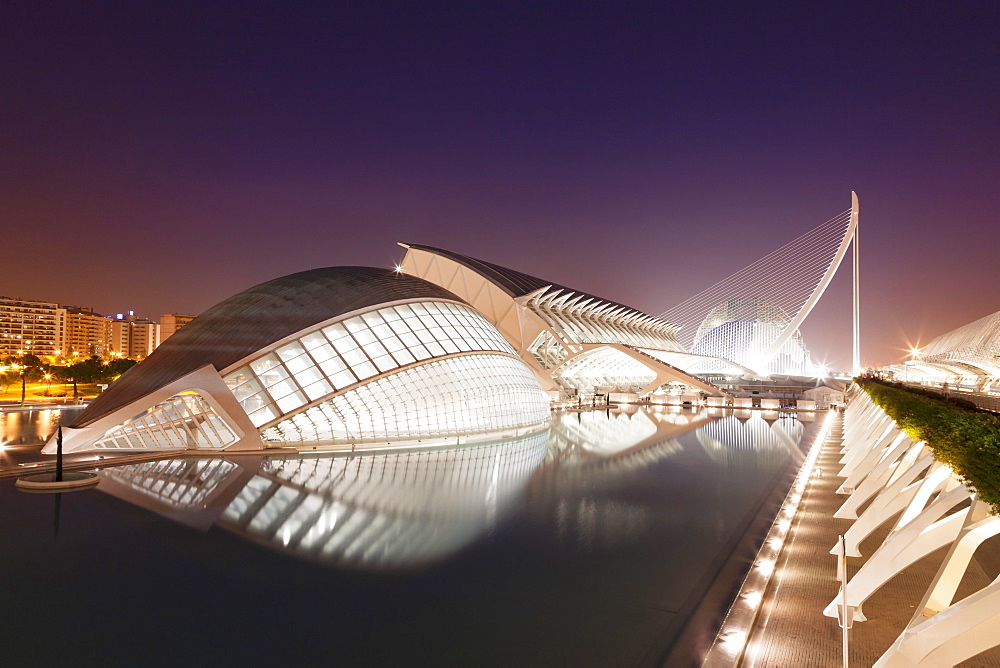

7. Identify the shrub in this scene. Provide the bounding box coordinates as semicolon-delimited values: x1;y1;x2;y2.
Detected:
857;378;1000;515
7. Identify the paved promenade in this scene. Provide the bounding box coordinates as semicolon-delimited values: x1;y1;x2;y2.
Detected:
744;411;1000;667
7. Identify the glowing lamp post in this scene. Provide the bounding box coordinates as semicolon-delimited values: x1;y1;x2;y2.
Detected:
15;362;27;407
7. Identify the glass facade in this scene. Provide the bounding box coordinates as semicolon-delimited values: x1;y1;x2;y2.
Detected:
216;300;547;446
92;392;237;450
691;299;812;375
263;354;549;444
224;301;518;429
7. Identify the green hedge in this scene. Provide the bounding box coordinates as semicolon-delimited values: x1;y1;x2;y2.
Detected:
858;378;1000;515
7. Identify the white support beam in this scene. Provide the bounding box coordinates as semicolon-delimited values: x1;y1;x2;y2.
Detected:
875;573;1000;666
823;485;971;621
833;433;913;520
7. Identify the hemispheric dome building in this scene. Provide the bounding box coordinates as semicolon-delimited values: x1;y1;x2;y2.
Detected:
690;298;813;376
47;267;551;454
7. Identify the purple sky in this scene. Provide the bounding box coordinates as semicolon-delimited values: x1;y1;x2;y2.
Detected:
2;2;997;370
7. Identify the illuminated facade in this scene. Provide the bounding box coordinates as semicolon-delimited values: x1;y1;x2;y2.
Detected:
110;314;160;359
889;308;1000;390
660;194;860;376
62;307;113;357
0;296;61;356
96;433;548;569
398;244;740;399
89;406;789;569
690;298;813;376
46;267;550;454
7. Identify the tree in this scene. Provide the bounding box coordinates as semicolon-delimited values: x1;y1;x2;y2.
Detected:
107;358;138;378
16;353;45;405
56;357;100;402
1;370;19;392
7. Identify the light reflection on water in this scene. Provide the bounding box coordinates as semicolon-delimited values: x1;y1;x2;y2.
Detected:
46;405;811;570
0;408;74;446
98;433;550;569
0;405;815;666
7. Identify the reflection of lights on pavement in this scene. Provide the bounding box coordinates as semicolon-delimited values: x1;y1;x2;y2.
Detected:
704;409;836;664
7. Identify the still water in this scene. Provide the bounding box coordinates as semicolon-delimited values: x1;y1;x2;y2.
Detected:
0;406;815;667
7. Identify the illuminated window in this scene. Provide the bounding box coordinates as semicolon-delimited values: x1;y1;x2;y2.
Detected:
263;354;549;444
224;301;528;434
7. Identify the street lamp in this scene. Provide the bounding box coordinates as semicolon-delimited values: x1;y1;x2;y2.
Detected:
19;362;27;407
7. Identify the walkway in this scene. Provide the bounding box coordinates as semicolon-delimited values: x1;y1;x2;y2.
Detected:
744;411;1000;667
901;382;1000;415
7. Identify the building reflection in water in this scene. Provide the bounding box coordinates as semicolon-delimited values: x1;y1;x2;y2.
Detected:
222;435;548;568
98;432;549;569
696;412;805;469
533;406;715;550
94;406;810;568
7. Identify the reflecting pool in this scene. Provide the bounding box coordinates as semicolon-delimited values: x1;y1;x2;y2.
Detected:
0;406;816;666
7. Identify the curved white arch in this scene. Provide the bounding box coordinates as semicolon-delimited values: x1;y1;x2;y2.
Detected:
758;192;859;370
660;192;859;376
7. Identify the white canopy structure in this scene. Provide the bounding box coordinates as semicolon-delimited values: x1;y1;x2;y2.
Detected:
887;308;1000;391
45;267;551;454
398;243;737;399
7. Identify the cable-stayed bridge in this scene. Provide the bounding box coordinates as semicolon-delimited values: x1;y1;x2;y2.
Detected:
660;192;860;377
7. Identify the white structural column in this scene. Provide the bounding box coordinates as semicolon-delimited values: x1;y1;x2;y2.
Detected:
42;363;261;454
874;501;1000;666
836;421;899;491
823;482;971;621
832;433;915;521
823;387;1000;665
836;453;934;557
874;577;1000;667
852;191;861;376
919;503;1000;615
836;401;890;483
